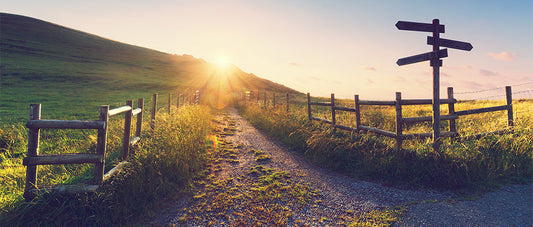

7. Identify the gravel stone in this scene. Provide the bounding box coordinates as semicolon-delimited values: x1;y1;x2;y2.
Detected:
149;109;532;226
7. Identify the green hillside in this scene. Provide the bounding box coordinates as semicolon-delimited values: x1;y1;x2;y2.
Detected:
0;13;296;121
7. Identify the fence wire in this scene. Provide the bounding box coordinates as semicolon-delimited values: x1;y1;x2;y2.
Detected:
455;83;533;100
454;82;533;95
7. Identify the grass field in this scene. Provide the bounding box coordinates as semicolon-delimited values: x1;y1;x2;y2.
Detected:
0;105;214;225
0;13;297;122
239;98;533;190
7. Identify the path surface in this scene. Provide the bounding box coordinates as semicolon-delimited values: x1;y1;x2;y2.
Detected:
150;109;532;226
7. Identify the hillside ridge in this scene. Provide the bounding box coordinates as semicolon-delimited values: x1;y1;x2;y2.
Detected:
0;12;297;120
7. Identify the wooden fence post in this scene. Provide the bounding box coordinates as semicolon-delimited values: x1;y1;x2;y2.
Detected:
264;91;267;107
151;93;157;130
122;100;133;160
354;95;361;131
395;92;403;150
273;93;276;109
168;92;171;114
307;93;312;121
177;92;180;108
331;93;336;128
24;104;41;199
249;90;254;103
94;105;109;185
286;93;289;113
447;87;457;141
135;98;143;137
506;86;513;127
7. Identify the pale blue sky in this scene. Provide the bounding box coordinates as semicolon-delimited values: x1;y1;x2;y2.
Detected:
3;0;532;99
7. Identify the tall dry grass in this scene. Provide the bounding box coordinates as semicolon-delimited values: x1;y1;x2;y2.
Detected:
0;105;214;225
239;99;532;190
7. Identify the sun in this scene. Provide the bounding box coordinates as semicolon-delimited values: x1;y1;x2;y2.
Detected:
214;55;231;70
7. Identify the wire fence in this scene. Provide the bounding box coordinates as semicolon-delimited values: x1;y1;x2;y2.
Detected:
452;83;532;129
455;82;533;100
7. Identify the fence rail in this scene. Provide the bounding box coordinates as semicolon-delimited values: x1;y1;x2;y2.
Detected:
26;120;105;129
243;90;292;112
22;90;201;200
307;86;514;151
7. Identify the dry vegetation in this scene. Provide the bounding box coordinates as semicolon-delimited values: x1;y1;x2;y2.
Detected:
239;98;532;190
0;105;213;225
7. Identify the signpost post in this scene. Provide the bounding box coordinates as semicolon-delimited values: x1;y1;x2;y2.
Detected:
396;19;472;152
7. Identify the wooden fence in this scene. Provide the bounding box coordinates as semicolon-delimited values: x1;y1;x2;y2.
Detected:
307;86;514;151
22;90;200;200
244;90;291;112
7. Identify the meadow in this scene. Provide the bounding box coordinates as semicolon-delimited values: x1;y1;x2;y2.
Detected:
0;104;214;225
239;97;532;190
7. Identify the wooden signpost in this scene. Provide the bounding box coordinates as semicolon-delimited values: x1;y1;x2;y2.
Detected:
396;19;472;152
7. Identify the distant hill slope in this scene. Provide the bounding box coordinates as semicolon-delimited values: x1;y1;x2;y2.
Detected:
0;13;297;120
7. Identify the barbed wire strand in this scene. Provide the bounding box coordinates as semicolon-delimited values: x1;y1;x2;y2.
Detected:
455;82;533;95
457;89;533;100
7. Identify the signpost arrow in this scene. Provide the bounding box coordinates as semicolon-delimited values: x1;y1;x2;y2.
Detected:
427;37;473;51
396;18;473;153
396;49;448;66
396;21;445;33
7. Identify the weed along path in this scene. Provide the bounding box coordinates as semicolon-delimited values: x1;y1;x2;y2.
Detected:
150;109;532;226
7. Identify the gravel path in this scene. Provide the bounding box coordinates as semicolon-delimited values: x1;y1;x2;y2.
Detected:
396;183;533;226
150;109;532;226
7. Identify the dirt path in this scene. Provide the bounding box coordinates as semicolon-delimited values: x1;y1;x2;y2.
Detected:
150;109;532;226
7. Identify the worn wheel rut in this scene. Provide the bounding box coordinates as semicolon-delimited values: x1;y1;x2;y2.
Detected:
148;108;532;226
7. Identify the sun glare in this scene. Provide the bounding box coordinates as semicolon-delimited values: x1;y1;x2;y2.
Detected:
214;55;231;70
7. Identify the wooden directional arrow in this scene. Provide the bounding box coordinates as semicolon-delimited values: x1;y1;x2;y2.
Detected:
396;49;448;66
396;21;445;33
427;37;473;51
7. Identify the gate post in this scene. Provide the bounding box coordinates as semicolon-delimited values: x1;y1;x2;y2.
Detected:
122;100;133;160
395;92;403;150
24;104;41;200
95;105;109;185
506;86;513;127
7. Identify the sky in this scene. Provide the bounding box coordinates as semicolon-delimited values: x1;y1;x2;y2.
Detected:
3;0;533;100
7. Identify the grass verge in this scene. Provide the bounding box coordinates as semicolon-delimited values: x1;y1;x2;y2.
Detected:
238;102;532;191
0;105;213;225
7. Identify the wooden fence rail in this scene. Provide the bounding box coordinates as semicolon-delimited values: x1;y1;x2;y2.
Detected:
22;90;200;200
243;90;291;112
307;86;514;152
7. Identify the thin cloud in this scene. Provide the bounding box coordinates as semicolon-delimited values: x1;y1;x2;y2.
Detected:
462;80;485;91
415;79;428;86
366;78;375;84
480;69;499;77
441;72;451;77
488;52;516;62
363;66;377;71
394;76;406;82
460;64;473;70
442;81;453;87
288;62;300;67
308;76;321;81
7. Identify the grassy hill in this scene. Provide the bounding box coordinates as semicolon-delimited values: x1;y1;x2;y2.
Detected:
0;12;297;121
